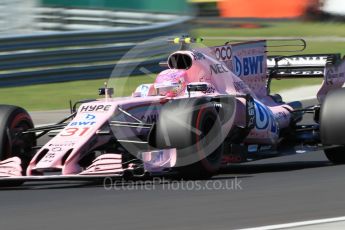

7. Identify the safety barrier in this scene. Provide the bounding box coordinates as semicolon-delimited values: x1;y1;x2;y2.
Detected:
0;11;190;87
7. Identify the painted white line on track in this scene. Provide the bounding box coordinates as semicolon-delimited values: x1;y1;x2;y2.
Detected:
237;216;345;230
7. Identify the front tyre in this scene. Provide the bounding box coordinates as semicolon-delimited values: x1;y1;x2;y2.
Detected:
0;105;36;171
153;98;224;179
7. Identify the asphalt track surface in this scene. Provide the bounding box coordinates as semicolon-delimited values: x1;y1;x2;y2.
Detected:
1;99;345;230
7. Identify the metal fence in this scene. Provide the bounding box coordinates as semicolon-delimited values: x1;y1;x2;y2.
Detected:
0;11;191;87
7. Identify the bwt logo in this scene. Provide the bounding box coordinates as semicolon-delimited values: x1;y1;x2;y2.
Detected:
70;121;96;126
234;55;264;77
85;114;96;120
254;101;278;134
255;102;269;130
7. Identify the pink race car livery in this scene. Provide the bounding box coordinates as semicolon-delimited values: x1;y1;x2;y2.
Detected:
1;36;345;185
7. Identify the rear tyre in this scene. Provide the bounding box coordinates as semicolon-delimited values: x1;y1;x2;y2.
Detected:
320;88;345;145
320;88;345;164
324;147;345;164
153;98;224;179
0;105;36;172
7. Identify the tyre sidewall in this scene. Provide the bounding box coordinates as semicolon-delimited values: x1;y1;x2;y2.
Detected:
0;105;35;164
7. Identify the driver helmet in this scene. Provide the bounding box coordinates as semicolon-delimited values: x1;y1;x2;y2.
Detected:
154;69;187;97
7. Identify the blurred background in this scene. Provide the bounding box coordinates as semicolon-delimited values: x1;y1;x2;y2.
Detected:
0;0;345;110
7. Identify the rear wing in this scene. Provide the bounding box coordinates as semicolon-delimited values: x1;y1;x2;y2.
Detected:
267;53;341;78
266;53;345;103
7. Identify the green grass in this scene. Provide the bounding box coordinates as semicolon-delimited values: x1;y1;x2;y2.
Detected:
2;21;345;110
194;21;345;56
270;78;322;93
193;21;345;37
0;75;154;110
201;40;345;56
194;35;345;56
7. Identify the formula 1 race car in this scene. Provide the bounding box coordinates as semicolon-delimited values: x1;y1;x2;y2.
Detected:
0;36;345;185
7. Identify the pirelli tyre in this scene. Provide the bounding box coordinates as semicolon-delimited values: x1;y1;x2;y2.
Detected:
151;98;224;179
320;88;345;164
0;105;36;171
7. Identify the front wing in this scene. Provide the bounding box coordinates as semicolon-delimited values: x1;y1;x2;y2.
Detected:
0;149;177;186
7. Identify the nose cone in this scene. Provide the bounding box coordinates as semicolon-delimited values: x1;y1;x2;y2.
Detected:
34;148;70;171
